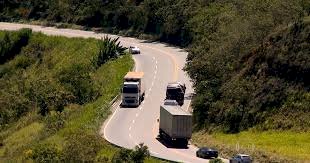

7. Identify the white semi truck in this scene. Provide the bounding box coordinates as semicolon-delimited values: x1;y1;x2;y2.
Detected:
159;101;192;147
121;72;145;107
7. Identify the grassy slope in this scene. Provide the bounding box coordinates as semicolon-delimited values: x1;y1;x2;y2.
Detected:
192;18;310;162
0;30;164;162
193;131;310;162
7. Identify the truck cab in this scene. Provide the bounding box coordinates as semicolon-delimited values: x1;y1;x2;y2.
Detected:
122;72;145;107
166;82;186;106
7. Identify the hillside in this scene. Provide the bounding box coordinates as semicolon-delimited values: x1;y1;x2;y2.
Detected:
191;18;310;162
1;0;310;161
238;20;309;131
0;29;147;162
191;19;310;133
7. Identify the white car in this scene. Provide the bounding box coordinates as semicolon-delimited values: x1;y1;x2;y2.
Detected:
230;154;252;163
129;46;140;54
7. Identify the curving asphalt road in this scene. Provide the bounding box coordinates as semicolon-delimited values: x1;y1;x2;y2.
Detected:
0;22;227;163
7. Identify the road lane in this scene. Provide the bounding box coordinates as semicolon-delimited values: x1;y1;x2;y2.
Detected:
0;22;227;163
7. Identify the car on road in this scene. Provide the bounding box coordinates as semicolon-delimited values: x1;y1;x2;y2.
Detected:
196;147;218;159
165;82;186;106
229;154;252;163
129;46;140;54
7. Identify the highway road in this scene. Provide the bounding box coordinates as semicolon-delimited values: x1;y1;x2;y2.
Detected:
0;22;227;163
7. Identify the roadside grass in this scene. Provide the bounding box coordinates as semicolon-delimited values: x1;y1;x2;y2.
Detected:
0;54;133;161
0;122;44;158
0;30;133;161
192;130;310;162
0;29;166;162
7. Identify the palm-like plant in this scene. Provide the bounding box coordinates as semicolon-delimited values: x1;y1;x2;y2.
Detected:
96;35;127;67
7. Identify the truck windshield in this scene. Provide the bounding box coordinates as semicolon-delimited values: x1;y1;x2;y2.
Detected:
123;87;138;93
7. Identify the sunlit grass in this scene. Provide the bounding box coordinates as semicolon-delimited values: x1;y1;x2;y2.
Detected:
192;130;310;161
0;122;44;158
0;30;134;161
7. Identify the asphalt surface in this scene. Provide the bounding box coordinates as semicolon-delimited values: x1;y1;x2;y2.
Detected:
0;22;227;163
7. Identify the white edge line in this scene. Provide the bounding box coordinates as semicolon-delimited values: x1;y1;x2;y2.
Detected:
103;52;138;142
2;23;198;162
186;99;192;112
151;151;159;155
103;104;119;141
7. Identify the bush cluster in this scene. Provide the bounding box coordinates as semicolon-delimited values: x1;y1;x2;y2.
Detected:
185;3;310;132
112;143;150;163
0;28;32;64
0;30;125;129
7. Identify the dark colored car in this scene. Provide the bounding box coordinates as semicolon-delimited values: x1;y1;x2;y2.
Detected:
196;147;218;159
165;82;186;106
229;154;252;163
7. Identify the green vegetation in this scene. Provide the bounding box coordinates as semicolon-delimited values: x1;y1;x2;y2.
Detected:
0;29;164;162
193;130;310;162
0;29;128;161
0;0;197;46
189;14;310;161
1;0;310;161
112;143;150;163
209;158;224;163
0;28;32;64
96;36;127;67
185;2;309;133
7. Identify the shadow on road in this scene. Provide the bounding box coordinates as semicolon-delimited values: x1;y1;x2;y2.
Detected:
184;93;195;100
156;137;189;149
119;104;139;109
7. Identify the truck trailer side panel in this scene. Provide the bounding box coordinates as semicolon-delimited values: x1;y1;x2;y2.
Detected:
171;115;192;138
159;105;192;139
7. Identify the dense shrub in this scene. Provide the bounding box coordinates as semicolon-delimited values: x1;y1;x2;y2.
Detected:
57;63;97;105
62;131;104;162
187;17;310;132
43;112;66;134
112;148;133;163
30;143;63;162
131;143;150;162
0;32;126;128
210;158;224;163
0;28;32;64
112;143;150;163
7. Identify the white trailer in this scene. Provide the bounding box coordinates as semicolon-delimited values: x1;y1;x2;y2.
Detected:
159;103;192;146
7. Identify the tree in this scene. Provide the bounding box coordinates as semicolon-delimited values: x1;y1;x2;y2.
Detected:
111;143;150;163
131;143;150;162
